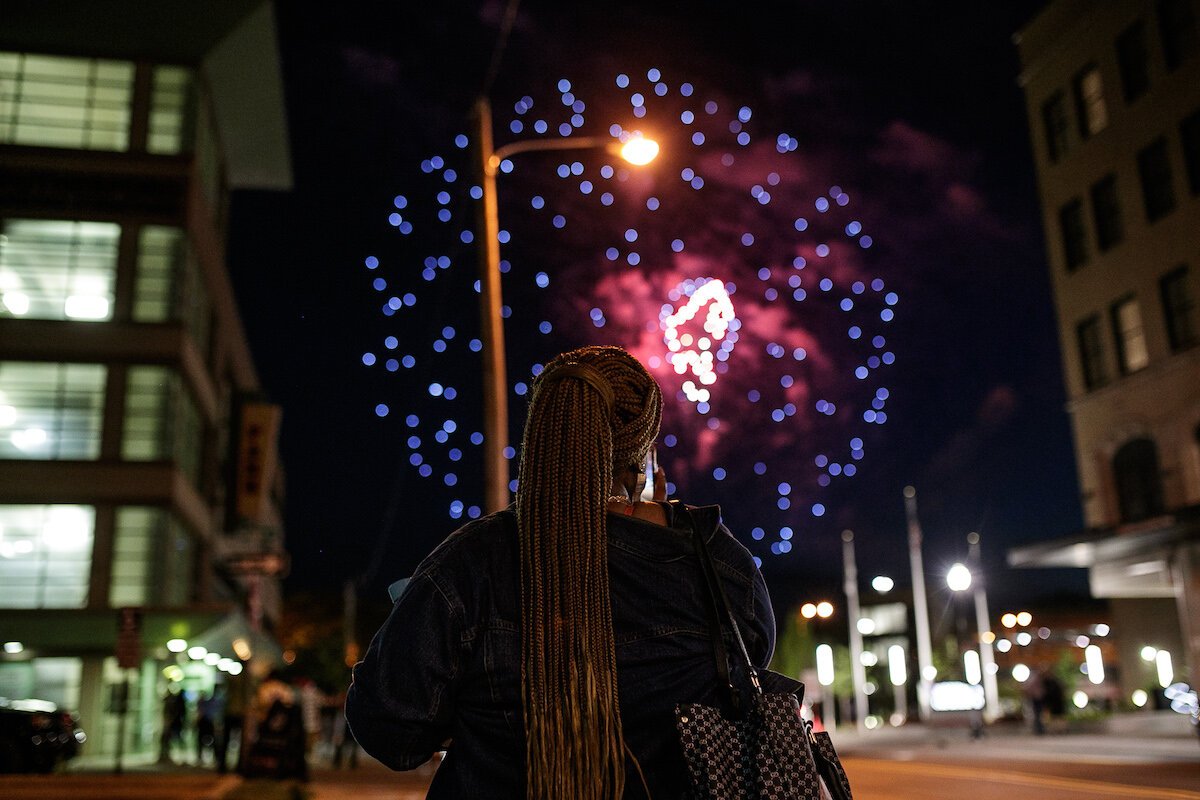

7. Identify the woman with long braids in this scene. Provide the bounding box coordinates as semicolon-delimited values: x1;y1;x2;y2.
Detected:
348;345;780;799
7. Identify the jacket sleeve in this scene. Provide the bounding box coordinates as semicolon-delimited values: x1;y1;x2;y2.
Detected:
747;566;777;669
345;572;463;770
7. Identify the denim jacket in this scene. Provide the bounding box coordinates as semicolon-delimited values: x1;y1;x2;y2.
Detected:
346;502;779;799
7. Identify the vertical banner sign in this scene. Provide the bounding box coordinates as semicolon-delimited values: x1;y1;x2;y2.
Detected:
236;402;282;523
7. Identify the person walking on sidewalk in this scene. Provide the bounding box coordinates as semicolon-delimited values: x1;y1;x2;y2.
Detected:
347;345;786;800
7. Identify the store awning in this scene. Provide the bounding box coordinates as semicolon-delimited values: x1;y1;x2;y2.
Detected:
187;610;284;669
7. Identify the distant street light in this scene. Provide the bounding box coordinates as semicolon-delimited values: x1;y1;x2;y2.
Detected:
947;534;1001;722
472;97;660;511
871;575;894;594
816;601;834;618
946;563;972;592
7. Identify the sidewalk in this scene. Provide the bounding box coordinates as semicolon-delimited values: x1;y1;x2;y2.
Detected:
832;711;1200;764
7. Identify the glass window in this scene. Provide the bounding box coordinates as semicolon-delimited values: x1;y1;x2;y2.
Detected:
0;505;94;608
1089;174;1124;251
1181;107;1200;196
1158;0;1198;70
0;52;133;151
1058;198;1089;271
1160;265;1197;351
1137;137;1177;222
0;362;105;460
1111;296;1150;374
1041;91;1070;163
1076;315;1108;390
1073;64;1108;138
162;516;194;607
148;66;195;155
1113;438;1165;522
0;219;120;321
109;507;194;607
1116;20;1150;102
133;226;182;322
122;367;203;484
133;226;210;355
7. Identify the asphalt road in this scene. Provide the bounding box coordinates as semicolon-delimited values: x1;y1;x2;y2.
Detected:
842;757;1200;799
3;743;1197;800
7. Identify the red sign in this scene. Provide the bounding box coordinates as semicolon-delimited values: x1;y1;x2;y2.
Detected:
116;607;142;669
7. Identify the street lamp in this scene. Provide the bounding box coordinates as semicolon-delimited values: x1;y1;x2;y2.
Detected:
472;97;660;511
946;533;1001;722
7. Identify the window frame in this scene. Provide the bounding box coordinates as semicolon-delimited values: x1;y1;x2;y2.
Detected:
1136;136;1177;222
1041;91;1070;163
1089;173;1124;252
1110;295;1151;375
1076;314;1108;390
1059;197;1089;271
1116;19;1151;103
1160;264;1197;352
1073;63;1109;139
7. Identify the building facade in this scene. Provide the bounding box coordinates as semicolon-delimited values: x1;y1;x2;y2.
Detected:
1011;0;1200;704
0;1;291;759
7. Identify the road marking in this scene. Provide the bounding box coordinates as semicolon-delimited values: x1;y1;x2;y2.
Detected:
847;758;1200;799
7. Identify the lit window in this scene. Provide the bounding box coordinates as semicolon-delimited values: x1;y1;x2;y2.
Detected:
148;66;194;154
122;367;203;485
1116;20;1150;102
1160;265;1197;351
1111;297;1150;374
0;219;119;321
134;226;210;354
1073;65;1108;138
0;52;133;150
0;505;94;608
1137;137;1177;222
0;362;105;459
109;507;194;607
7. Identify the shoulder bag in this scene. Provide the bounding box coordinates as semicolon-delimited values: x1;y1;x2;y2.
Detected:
672;505;853;800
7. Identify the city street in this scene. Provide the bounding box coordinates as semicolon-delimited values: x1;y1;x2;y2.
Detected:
4;717;1196;800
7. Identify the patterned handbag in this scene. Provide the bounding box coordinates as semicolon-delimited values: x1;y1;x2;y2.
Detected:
673;506;853;800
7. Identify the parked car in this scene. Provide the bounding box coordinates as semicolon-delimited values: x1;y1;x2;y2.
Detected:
0;698;86;773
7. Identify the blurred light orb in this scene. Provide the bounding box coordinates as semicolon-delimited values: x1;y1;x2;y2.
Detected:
946;563;972;592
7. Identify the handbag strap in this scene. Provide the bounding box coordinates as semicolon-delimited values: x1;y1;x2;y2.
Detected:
675;504;762;714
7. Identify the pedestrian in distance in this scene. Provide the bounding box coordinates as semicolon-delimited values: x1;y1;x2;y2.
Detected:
348;345;792;799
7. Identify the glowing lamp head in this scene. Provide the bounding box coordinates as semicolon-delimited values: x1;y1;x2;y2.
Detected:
946;563;972;592
619;135;660;166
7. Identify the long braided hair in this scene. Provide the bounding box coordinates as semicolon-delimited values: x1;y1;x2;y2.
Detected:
515;345;662;800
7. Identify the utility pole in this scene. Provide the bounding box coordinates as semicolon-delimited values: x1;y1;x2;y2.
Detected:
842;530;869;733
969;532;1001;720
904;486;934;722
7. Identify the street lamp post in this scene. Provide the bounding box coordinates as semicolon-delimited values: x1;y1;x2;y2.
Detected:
904;486;935;722
967;532;1001;721
842;530;869;734
471;96;660;512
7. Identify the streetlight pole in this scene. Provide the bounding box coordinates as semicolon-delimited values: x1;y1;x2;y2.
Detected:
471;96;660;513
968;532;1001;721
904;486;935;722
842;530;869;734
472;97;510;513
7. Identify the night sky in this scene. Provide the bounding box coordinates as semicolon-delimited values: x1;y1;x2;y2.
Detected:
226;0;1088;616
